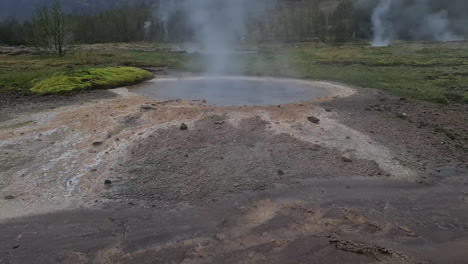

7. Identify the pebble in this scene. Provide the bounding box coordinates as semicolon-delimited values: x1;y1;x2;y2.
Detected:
341;153;353;162
397;113;408;119
307;116;320;124
180;123;188;130
92;141;103;147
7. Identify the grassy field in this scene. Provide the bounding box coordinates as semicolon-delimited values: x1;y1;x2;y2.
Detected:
0;47;184;94
0;41;467;104
243;41;468;104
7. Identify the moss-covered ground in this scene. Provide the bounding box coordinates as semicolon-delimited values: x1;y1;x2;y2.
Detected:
30;67;153;94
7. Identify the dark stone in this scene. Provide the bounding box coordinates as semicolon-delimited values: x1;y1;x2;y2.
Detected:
141;105;156;111
446;132;456;140
277;170;284;176
92;141;103;147
180;123;188;130
104;180;112;185
4;195;15;200
307;116;320;124
214;121;225;125
12;244;20;249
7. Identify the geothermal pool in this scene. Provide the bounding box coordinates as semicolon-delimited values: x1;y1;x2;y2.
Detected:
131;76;333;106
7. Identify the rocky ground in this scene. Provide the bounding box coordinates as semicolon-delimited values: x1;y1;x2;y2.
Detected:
0;80;467;264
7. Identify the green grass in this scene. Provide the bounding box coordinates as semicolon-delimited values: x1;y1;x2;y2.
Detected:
1;41;467;103
239;42;468;104
0;48;184;94
30;67;153;94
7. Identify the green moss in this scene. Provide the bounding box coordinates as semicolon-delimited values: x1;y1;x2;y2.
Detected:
30;67;153;94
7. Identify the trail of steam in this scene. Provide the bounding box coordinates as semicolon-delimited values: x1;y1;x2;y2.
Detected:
370;0;466;47
371;0;392;47
157;0;272;75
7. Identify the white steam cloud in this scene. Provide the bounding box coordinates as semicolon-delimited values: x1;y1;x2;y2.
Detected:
370;0;466;46
157;0;272;75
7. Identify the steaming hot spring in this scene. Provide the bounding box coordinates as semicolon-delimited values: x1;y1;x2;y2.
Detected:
131;76;344;106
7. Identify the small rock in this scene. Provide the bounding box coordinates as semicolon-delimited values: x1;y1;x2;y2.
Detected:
214;120;225;125
397;113;407;119
180;123;188;130
92;141;103;147
140;105;156;111
233;183;240;188
325;108;332;112
277;170;284;176
104;180;112;185
4;195;15;200
12;244;20;249
253;184;267;191
307;116;320;124
341;153;353;162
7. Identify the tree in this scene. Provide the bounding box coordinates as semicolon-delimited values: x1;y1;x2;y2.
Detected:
330;0;354;45
30;0;72;56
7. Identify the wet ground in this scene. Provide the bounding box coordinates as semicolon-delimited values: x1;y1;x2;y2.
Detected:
0;79;467;264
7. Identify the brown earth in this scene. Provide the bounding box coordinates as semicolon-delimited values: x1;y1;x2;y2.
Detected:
0;80;467;264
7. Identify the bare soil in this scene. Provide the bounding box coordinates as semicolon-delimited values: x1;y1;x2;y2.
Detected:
0;81;467;264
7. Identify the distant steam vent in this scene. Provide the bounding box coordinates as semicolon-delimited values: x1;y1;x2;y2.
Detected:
368;0;467;46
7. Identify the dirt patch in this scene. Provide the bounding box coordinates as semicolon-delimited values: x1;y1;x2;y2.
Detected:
320;89;468;183
2;178;467;264
107;116;383;206
0;90;116;123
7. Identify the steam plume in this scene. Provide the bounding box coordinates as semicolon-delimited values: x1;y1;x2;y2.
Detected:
157;0;272;75
368;0;467;46
371;0;393;47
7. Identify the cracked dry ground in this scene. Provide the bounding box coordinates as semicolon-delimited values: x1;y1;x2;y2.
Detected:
0;85;467;264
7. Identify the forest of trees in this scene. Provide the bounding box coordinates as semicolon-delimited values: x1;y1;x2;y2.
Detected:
0;0;369;47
